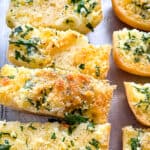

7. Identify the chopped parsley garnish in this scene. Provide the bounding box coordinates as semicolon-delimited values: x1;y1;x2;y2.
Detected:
86;23;94;32
68;125;77;135
14;26;23;34
10;37;40;55
89;138;100;149
51;132;56;139
21;25;33;38
71;0;97;17
130;137;140;150
15;50;30;62
25;0;33;3
71;140;74;146
134;86;150;110
0;140;11;150
79;64;85;70
64;113;88;125
95;65;100;77
28;123;37;130
0;76;15;79
62;137;66;142
86;122;95;132
85;146;92;150
0;144;11;150
20;125;24;131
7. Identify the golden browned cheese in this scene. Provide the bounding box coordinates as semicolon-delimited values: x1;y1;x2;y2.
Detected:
0;65;115;124
122;126;150;150
0;121;111;150
113;28;150;76
124;82;150;126
6;0;102;34
112;0;150;31
8;25;111;79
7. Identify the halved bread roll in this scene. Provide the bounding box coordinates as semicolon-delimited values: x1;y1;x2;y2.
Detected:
112;0;150;31
113;28;150;76
0;121;111;150
123;126;150;150
0;65;116;124
6;0;102;34
8;25;111;79
124;82;150;126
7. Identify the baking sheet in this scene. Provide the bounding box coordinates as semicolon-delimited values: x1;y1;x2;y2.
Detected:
0;0;150;149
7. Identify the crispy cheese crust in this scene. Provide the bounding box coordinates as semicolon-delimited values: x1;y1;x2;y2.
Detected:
123;126;150;150
0;121;111;150
8;25;111;79
112;0;150;31
6;0;102;34
124;82;150;126
0;65;115;124
113;28;150;76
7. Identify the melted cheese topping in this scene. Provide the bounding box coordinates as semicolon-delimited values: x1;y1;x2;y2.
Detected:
113;28;150;75
119;0;150;21
0;121;111;150
0;65;115;124
124;82;150;126
8;25;111;79
6;0;102;33
123;126;150;150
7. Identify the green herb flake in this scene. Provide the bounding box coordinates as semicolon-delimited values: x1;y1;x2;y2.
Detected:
95;65;100;77
85;146;92;150
25;0;33;3
62;137;66;142
64;113;88;125
87;122;95;132
51;132;56;139
68;125;77;135
14;50;30;63
21;25;33;38
79;64;85;70
130;137;140;150
14;26;23;34
20;125;24;131
86;23;94;32
28;123;37;130
71;140;74;146
0;144;11;150
89;138;100;149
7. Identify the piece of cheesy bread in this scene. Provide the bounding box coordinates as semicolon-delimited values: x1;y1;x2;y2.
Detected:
6;0;102;34
8;25;111;79
0;121;111;150
124;82;150;126
0;65;116;124
113;28;150;76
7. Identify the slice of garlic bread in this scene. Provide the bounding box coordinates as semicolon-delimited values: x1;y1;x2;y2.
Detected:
112;0;150;31
0;65;116;124
113;28;150;76
0;121;111;150
124;82;150;126
8;25;111;79
6;0;102;34
123;126;150;150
